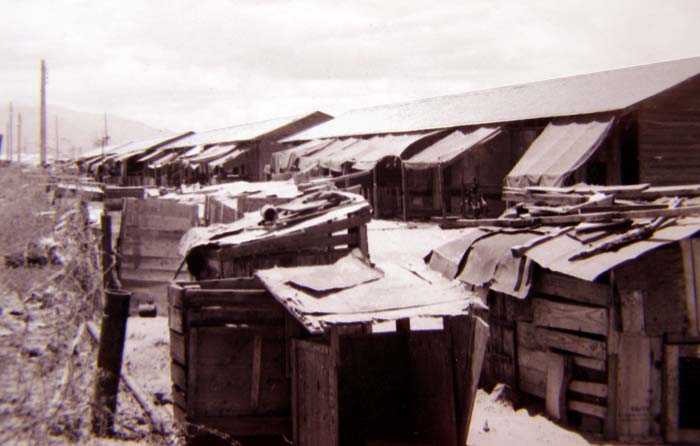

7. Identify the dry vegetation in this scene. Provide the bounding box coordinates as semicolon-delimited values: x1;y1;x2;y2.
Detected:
0;165;178;446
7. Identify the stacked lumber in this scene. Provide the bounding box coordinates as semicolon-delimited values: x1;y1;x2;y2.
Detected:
442;183;700;229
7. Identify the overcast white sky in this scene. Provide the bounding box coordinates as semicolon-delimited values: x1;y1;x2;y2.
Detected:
3;0;700;132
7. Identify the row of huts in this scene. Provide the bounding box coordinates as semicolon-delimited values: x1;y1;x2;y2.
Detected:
81;56;700;444
80;56;700;220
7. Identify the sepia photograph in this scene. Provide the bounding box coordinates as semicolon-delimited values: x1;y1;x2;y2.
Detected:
2;1;700;445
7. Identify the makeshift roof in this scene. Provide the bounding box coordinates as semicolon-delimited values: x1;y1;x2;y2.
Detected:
429;185;700;298
505;115;614;188
287;56;700;140
159;111;332;149
403;127;501;169
257;252;484;334
180;189;370;258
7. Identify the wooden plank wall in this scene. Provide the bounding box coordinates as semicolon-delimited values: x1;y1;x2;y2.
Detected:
119;198;198;289
168;281;291;440
637;77;700;185
512;271;612;434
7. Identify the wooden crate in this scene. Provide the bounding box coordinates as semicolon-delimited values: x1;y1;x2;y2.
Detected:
168;278;292;442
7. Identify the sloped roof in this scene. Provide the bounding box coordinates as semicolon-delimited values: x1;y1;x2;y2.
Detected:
79;132;191;161
288;56;700;140
160;111;332;149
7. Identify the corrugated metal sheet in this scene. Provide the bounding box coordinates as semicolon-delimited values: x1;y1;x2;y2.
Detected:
159;112;330;149
257;253;483;334
287;56;700;140
148;151;180;169
404;127;501;169
505;115;614;188
84;132;190;162
526;217;700;281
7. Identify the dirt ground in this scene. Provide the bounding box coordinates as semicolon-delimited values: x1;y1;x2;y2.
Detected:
0;166;613;445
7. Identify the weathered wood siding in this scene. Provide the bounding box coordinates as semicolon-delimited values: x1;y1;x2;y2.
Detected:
637;76;700;185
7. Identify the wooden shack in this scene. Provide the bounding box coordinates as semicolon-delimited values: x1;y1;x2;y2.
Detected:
169;252;489;446
181;189;372;280
428;184;700;443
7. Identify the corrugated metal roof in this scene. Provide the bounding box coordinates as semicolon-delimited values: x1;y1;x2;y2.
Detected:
505;115;614;188
81;133;190;162
160;111;331;149
288;56;700;140
298;138;360;171
404;127;501;169
186;143;238;164
209;148;248;168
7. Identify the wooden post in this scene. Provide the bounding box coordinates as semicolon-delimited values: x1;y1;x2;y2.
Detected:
372;167;379;219
101;214;113;289
401;162;408;221
438;164;447;218
92;289;131;436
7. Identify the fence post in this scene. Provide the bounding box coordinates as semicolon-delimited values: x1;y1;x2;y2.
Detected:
91;289;131;436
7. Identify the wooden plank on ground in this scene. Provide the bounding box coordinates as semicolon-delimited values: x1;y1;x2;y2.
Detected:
533;272;610;307
533;298;608;336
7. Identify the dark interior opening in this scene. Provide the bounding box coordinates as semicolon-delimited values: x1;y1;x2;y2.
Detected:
679;356;700;429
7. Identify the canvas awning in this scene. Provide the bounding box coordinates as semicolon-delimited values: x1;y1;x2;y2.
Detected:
148;151;180;169
187;143;238;164
209;148;248;168
270;139;333;172
505;115;614;188
297;138;359;171
351;132;438;171
404;127;501;169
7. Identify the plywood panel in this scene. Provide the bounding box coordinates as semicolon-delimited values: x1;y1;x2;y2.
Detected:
616;333;652;439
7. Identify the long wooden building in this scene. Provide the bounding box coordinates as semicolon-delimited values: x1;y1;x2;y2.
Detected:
277;56;700;219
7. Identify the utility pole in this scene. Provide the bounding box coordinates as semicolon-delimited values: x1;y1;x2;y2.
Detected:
16;113;22;164
39;59;47;167
55;115;59;162
8;103;13;162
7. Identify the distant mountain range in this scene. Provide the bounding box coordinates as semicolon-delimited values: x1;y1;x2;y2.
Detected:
0;103;169;160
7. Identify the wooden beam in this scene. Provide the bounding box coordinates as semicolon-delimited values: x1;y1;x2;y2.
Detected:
680;239;699;336
569;380;608;398
545;352;571;421
664;344;680;443
533;271;610;307
538;328;607;360
372;167;379;219
569;400;607;419
441;205;700;228
250;335;262;411
401;162;408;221
605;354;618;440
572;355;607;372
533;298;608;336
